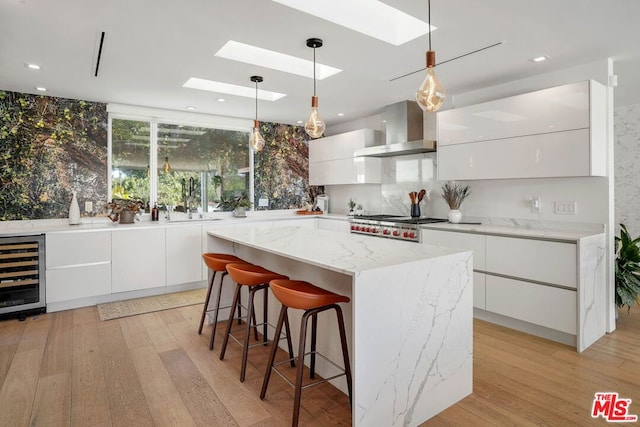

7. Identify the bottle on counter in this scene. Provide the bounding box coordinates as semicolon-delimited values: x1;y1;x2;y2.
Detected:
151;202;159;221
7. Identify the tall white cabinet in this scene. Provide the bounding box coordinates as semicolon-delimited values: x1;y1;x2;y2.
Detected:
437;80;607;180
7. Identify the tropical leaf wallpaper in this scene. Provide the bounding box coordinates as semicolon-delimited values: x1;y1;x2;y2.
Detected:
254;122;311;210
0;91;108;220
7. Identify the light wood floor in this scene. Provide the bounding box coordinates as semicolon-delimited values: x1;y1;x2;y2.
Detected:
0;303;639;426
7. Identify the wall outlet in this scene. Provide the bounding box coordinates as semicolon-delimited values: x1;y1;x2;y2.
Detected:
530;195;541;214
258;198;269;207
554;201;577;215
84;201;93;212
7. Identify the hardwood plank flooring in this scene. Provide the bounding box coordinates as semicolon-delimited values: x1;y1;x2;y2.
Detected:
0;304;639;426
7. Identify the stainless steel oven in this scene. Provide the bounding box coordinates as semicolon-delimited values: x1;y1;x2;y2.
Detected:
0;234;46;318
349;215;447;243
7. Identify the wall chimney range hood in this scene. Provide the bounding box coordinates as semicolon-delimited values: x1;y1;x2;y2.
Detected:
354;100;437;158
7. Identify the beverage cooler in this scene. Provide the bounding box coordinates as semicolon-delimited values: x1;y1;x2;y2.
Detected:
0;234;46;319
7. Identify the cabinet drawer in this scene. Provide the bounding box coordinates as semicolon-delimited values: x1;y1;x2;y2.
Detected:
46;262;111;303
485;275;576;334
486;236;576;288
309;157;381;185
473;272;486;309
166;225;203;286
422;230;486;270
46;231;111;267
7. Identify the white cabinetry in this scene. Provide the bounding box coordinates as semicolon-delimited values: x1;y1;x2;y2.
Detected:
437;80;606;180
45;231;111;303
421;226;605;351
166;224;203;286
111;227;166;293
309;129;382;185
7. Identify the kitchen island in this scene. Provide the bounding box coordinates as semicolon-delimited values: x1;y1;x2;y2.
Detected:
207;225;473;426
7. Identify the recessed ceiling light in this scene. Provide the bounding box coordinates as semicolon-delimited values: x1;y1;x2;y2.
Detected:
529;55;549;63
337;113;344;117
25;63;40;70
272;0;431;46
183;77;286;101
35;87;47;92
215;40;342;80
216;98;226;102
296;120;303;124
185;106;196;110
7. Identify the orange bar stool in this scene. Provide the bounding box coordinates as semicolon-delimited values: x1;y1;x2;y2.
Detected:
199;253;252;350
260;279;352;427
220;263;295;382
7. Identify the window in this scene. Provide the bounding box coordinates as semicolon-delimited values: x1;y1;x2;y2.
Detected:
110;118;250;213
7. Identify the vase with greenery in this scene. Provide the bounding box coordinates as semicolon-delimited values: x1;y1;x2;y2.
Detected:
441;181;471;223
615;224;640;312
348;198;356;216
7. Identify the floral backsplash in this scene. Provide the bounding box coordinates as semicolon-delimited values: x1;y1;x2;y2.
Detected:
0;91;108;220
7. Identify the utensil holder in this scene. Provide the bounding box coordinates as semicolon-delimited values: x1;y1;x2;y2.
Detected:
411;204;420;218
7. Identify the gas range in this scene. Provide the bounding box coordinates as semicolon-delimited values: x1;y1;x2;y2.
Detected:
349;215;447;243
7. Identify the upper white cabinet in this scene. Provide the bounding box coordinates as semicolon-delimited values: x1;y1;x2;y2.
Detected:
437;80;607;180
309;129;382;185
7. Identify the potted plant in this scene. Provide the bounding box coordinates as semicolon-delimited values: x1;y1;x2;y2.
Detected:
348;198;356;216
107;198;144;224
615;224;640;313
441;181;471;223
224;194;252;217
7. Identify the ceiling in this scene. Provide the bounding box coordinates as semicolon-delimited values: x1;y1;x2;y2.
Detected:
2;0;640;128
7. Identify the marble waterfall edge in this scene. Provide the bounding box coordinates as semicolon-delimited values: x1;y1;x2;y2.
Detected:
353;251;473;426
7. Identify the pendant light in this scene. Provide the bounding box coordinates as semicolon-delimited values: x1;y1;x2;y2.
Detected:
249;75;266;152
162;156;172;173
304;38;326;139
416;0;446;112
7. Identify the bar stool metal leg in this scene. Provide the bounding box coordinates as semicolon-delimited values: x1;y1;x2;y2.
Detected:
198;271;217;335
335;305;353;408
219;283;242;361
310;313;317;379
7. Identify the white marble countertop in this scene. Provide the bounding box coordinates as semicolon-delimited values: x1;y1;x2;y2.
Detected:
208;225;466;275
421;221;604;241
0;210;350;236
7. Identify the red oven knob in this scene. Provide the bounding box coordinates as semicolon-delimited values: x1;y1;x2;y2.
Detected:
403;231;409;238
365;227;371;232
351;225;355;230
383;229;389;235
409;232;416;239
392;230;399;236
371;228;378;233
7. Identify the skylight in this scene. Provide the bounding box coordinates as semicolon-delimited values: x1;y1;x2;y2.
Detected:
214;41;342;80
272;0;431;46
182;77;286;101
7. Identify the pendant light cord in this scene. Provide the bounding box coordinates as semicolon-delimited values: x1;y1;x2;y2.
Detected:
255;80;258;121
313;47;317;96
428;0;432;51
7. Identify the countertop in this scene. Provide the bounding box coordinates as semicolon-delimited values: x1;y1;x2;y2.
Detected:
208;225;466;275
0;210;347;236
421;221;605;242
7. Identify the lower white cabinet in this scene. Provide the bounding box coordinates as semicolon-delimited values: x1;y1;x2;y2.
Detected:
473;272;486;310
485;275;576;335
46;231;112;303
111;228;166;293
420;226;605;351
166;224;202;286
47;263;111;303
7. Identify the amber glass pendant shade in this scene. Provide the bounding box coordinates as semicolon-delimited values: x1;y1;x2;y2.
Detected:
162;156;172;173
304;96;326;139
249;120;265;151
416;50;446;112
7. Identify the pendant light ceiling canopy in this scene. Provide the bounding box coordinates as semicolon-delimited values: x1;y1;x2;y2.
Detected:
304;37;326;139
249;75;266;152
416;0;446;112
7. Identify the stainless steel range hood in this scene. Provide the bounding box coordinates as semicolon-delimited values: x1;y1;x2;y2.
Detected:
354;100;437;158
